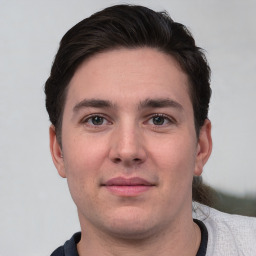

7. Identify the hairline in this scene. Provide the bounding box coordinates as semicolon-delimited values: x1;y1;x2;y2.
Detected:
55;46;201;145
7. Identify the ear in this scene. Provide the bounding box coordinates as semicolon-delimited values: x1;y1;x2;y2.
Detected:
49;125;66;178
194;119;212;176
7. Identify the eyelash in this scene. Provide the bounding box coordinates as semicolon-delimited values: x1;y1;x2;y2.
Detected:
80;113;176;128
81;114;111;127
146;114;175;126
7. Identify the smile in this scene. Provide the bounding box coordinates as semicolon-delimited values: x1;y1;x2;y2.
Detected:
103;177;155;197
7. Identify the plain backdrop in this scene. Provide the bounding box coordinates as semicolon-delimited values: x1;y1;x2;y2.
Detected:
0;0;255;255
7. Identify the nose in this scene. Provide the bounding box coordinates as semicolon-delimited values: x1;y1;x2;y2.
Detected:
109;124;147;166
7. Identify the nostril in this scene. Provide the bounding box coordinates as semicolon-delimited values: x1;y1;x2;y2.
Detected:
112;157;142;164
113;158;121;164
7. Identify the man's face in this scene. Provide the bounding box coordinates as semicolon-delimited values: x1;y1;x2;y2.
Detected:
50;47;211;238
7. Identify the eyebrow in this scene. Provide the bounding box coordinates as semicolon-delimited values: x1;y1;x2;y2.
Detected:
73;97;183;113
73;99;114;113
139;98;183;111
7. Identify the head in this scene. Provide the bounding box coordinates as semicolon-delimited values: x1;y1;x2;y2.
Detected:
45;4;212;240
45;4;211;144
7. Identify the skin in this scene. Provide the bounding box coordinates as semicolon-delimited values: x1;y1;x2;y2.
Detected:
50;47;212;256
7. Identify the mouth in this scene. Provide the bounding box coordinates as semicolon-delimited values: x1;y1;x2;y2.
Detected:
102;177;155;197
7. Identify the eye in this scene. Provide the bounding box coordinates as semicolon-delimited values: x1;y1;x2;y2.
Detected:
147;114;173;126
152;116;166;125
83;115;110;126
90;116;104;125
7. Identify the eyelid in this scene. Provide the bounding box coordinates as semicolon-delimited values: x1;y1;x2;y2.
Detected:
80;113;176;126
81;113;112;125
151;113;175;121
145;113;176;125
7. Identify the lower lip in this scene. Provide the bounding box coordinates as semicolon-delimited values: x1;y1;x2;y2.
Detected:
104;185;153;196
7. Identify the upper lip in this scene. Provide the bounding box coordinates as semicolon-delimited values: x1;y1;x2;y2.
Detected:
104;177;153;186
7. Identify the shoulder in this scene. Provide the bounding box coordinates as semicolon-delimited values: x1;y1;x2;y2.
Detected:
193;202;256;256
50;232;81;256
193;202;256;233
50;246;64;256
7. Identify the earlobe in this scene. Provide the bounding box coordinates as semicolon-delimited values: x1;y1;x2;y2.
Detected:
194;119;212;176
49;125;66;178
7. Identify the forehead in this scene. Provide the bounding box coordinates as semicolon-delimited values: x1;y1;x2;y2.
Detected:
65;47;192;111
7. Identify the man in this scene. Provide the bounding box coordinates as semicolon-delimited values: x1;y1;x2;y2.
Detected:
45;5;256;256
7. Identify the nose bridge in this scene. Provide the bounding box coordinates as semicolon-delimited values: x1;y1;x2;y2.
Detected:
119;122;138;151
109;117;146;164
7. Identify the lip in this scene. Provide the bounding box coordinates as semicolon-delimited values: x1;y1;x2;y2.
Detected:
103;177;155;197
105;177;152;186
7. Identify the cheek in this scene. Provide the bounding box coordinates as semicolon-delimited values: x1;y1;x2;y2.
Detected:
61;134;109;199
153;133;196;163
63;133;109;173
150;134;197;183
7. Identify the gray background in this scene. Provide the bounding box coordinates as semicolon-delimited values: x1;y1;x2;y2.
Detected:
0;0;255;255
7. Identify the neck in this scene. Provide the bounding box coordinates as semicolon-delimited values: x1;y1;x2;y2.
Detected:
77;212;201;256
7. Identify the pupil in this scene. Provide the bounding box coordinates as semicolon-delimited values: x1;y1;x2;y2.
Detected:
153;116;164;125
92;116;103;125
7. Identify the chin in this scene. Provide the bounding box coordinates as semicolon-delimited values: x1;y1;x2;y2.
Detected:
107;224;156;240
103;210;159;240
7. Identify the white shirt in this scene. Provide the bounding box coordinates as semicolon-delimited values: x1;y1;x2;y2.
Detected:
193;202;256;256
